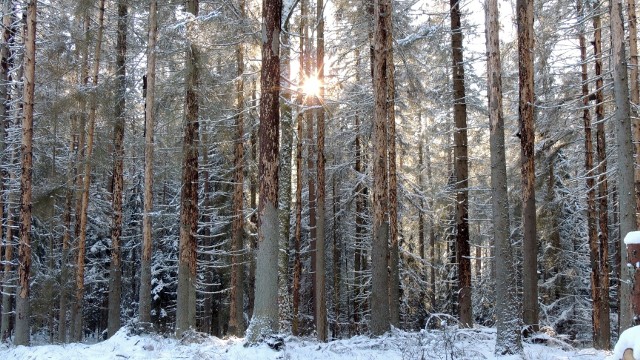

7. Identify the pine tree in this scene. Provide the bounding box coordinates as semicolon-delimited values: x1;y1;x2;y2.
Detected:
176;0;200;337
139;0;157;326
107;0;128;337
14;0;36;346
370;0;391;336
246;0;282;341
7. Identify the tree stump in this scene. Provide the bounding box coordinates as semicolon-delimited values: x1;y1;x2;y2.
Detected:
623;348;635;360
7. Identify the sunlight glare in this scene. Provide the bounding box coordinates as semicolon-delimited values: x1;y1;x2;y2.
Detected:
301;75;321;97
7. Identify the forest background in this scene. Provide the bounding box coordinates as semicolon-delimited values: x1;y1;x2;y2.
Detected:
0;0;639;356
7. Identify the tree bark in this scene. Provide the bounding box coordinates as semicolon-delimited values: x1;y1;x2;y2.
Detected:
247;81;258;321
176;0;200;337
69;12;89;338
386;4;400;329
516;0;538;333
139;0;157;326
315;0;327;341
14;0;36;345
450;0;472;328
292;2;305;335
353;48;366;334
331;175;341;337
592;5;611;342
229;0;245;335
0;0;15;341
246;0;281;341
58;112;81;343
486;0;523;353
579;0;608;347
370;0;391;336
425;117;436;312
306;31;317;333
418;117;427;316
0;4;9;313
278;12;293;333
108;0;127;338
74;0;105;342
627;0;640;230
611;0;639;332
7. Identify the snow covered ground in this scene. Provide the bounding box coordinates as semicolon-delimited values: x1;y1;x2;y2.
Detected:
0;326;612;360
611;325;640;360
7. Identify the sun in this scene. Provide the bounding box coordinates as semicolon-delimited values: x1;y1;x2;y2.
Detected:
301;75;322;97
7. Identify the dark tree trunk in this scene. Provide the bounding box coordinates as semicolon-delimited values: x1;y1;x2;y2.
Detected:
229;0;245;335
592;8;611;343
386;4;400;329
14;0;36;345
370;0;392;336
315;0;327;341
176;0;200;337
517;0;538;333
107;0;127;338
450;0;471;328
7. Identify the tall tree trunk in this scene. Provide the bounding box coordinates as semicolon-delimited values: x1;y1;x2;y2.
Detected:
1;201;14;341
627;0;640;229
108;0;127;338
0;0;15;341
246;0;281;341
450;0;471;328
292;3;305;335
176;0;200;337
611;0;639;332
199;155;213;334
592;5;611;341
579;0;607;347
58;113;81;343
278;14;293;332
140;0;157;326
306;29;317;333
331;175;341;337
517;0;538;333
74;0;106;342
229;0;245;335
247;81;258;321
486;0;523;353
425;117;436;312
418;117;426;316
315;0;327;341
353;48;366;334
386;5;400;329
14;0;35;345
70;11;90;337
370;0;391;336
0;2;9;303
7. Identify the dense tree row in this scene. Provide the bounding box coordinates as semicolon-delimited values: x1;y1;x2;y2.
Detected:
1;0;640;355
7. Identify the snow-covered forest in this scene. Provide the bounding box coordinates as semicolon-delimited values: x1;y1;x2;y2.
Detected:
2;0;640;358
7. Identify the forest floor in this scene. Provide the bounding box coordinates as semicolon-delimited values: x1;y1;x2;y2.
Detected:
0;326;613;360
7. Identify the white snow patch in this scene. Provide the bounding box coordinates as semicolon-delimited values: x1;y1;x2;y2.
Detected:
623;231;640;245
0;326;611;360
611;325;640;360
